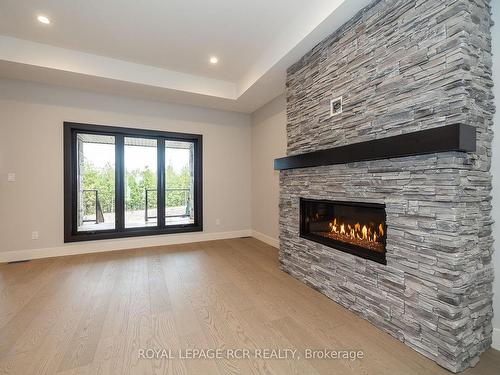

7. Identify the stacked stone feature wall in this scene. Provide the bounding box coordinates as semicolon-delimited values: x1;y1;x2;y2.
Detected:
280;0;494;372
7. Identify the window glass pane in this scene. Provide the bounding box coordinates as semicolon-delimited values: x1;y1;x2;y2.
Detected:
165;140;195;226
77;133;116;232
124;137;158;228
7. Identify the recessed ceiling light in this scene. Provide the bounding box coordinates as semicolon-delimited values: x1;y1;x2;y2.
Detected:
37;15;50;24
209;56;218;64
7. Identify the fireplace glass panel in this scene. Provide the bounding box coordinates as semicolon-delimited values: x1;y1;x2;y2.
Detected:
300;198;387;264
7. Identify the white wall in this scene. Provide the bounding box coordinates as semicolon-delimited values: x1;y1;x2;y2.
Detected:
0;79;251;261
250;95;287;247
491;1;500;351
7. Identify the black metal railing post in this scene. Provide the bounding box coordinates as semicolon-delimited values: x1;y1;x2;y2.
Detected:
95;190;99;224
144;188;191;222
145;189;149;222
82;189;99;224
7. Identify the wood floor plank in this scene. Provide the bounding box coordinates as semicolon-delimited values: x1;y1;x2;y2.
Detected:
8;255;97;356
0;257;66;327
199;241;288;321
0;257;77;358
147;253;172;315
0;258;45;291
98;253;137;340
57;256;120;372
235;307;321;375
270;315;357;375
25;255;111;375
158;247;222;375
159;246;208;338
0;351;32;375
119;250;154;375
175;255;244;374
0;238;498;375
149;311;188;375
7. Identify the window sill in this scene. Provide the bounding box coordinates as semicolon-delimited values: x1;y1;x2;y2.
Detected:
64;224;203;243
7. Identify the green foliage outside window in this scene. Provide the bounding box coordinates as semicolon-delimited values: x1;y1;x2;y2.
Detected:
82;162;191;215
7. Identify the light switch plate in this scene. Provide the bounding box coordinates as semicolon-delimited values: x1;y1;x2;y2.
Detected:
7;173;16;182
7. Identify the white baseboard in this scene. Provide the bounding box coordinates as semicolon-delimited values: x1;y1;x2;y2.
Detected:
0;229;252;263
493;327;500;351
251;230;279;248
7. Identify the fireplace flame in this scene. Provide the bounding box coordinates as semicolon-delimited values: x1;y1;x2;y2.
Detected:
328;219;384;244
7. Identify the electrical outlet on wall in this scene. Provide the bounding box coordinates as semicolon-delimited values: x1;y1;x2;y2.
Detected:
31;231;39;240
330;96;343;117
215;218;221;226
7;172;16;182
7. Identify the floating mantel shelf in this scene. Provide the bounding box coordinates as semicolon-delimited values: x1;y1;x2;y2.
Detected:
274;124;476;170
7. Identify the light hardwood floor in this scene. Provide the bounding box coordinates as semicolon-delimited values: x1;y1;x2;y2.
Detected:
0;238;499;375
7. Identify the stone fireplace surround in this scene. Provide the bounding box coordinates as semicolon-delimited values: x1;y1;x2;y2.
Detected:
278;0;494;372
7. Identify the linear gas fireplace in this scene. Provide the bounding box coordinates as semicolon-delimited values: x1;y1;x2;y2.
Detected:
300;198;387;264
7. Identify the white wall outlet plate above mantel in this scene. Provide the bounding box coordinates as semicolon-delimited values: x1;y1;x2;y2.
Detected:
330;96;343;117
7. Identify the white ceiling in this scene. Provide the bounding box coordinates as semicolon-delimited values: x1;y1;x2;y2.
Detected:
0;0;371;113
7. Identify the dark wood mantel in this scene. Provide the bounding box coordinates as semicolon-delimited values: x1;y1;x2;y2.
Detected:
274;124;476;171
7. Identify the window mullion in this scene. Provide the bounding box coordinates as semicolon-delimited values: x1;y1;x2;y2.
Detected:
115;134;125;231
157;138;166;228
194;139;203;227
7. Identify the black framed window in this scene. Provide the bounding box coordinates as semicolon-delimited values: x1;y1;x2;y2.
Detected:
64;122;202;242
